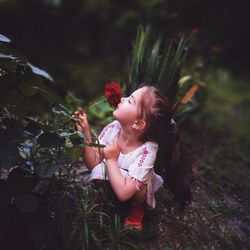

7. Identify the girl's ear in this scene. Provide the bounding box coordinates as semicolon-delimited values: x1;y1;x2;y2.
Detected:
132;120;146;131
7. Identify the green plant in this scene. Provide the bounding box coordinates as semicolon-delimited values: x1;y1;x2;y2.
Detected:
127;25;206;122
128;26;188;98
0;33;139;250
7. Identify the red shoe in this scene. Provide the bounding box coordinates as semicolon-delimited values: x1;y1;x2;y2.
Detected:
124;203;145;230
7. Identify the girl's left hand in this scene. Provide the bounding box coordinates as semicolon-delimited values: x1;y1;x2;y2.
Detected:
103;141;121;161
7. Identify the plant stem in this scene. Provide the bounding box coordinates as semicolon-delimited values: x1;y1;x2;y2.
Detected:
87;97;106;110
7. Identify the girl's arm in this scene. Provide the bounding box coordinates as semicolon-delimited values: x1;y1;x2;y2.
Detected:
104;142;143;201
74;111;103;169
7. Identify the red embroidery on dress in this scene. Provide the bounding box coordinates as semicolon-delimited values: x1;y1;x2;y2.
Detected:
138;147;148;167
99;123;116;140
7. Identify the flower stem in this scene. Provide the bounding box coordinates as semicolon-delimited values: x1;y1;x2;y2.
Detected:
87;97;106;111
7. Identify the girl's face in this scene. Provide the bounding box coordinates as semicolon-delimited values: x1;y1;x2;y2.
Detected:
113;87;146;126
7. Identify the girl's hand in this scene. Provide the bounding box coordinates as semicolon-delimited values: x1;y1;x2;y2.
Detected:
103;141;121;162
72;109;90;134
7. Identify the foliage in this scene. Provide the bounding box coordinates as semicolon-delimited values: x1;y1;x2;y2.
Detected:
44;180;138;250
128;26;187;98
0;34;64;117
0;34;137;249
127;25;205;122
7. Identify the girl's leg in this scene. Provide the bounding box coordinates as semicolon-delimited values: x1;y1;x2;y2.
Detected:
124;184;147;230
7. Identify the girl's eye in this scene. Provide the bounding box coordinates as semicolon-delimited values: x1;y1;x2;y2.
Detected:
128;99;131;104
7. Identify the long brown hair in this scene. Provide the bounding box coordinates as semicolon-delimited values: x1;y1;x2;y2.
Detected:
138;86;192;208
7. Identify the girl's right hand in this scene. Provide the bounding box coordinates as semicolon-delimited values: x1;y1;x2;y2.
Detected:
72;110;90;134
103;141;121;162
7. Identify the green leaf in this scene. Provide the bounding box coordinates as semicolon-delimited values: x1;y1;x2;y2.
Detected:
129;25;189;101
37;132;64;148
67;146;82;163
145;38;161;82
14;191;39;213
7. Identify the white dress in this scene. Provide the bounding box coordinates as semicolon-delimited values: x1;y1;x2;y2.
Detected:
90;120;164;209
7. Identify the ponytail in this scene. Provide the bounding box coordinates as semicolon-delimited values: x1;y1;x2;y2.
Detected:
137;85;192;208
155;122;192;209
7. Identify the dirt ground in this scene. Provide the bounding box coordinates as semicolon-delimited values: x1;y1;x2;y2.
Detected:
142;120;250;250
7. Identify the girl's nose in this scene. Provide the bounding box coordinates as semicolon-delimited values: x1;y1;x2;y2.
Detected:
121;97;125;103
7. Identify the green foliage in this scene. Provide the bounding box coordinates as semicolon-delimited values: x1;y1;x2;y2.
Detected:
128;25;188;100
44;181;137;250
127;25;205;122
0;34;139;249
0;34;65;118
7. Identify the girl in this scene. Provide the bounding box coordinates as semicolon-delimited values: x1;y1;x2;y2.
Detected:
74;85;191;230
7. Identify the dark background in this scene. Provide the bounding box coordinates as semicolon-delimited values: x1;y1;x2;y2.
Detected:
0;0;249;100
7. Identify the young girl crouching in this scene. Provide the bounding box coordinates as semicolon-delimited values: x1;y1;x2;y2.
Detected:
74;86;191;230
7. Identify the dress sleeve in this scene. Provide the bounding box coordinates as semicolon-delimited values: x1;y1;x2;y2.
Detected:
98;120;119;145
128;142;158;183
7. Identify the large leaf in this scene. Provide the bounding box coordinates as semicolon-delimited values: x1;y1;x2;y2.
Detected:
67;146;82;163
37;132;64;148
144;38;161;83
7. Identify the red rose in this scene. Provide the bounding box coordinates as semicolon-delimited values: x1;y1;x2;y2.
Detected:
104;81;122;107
